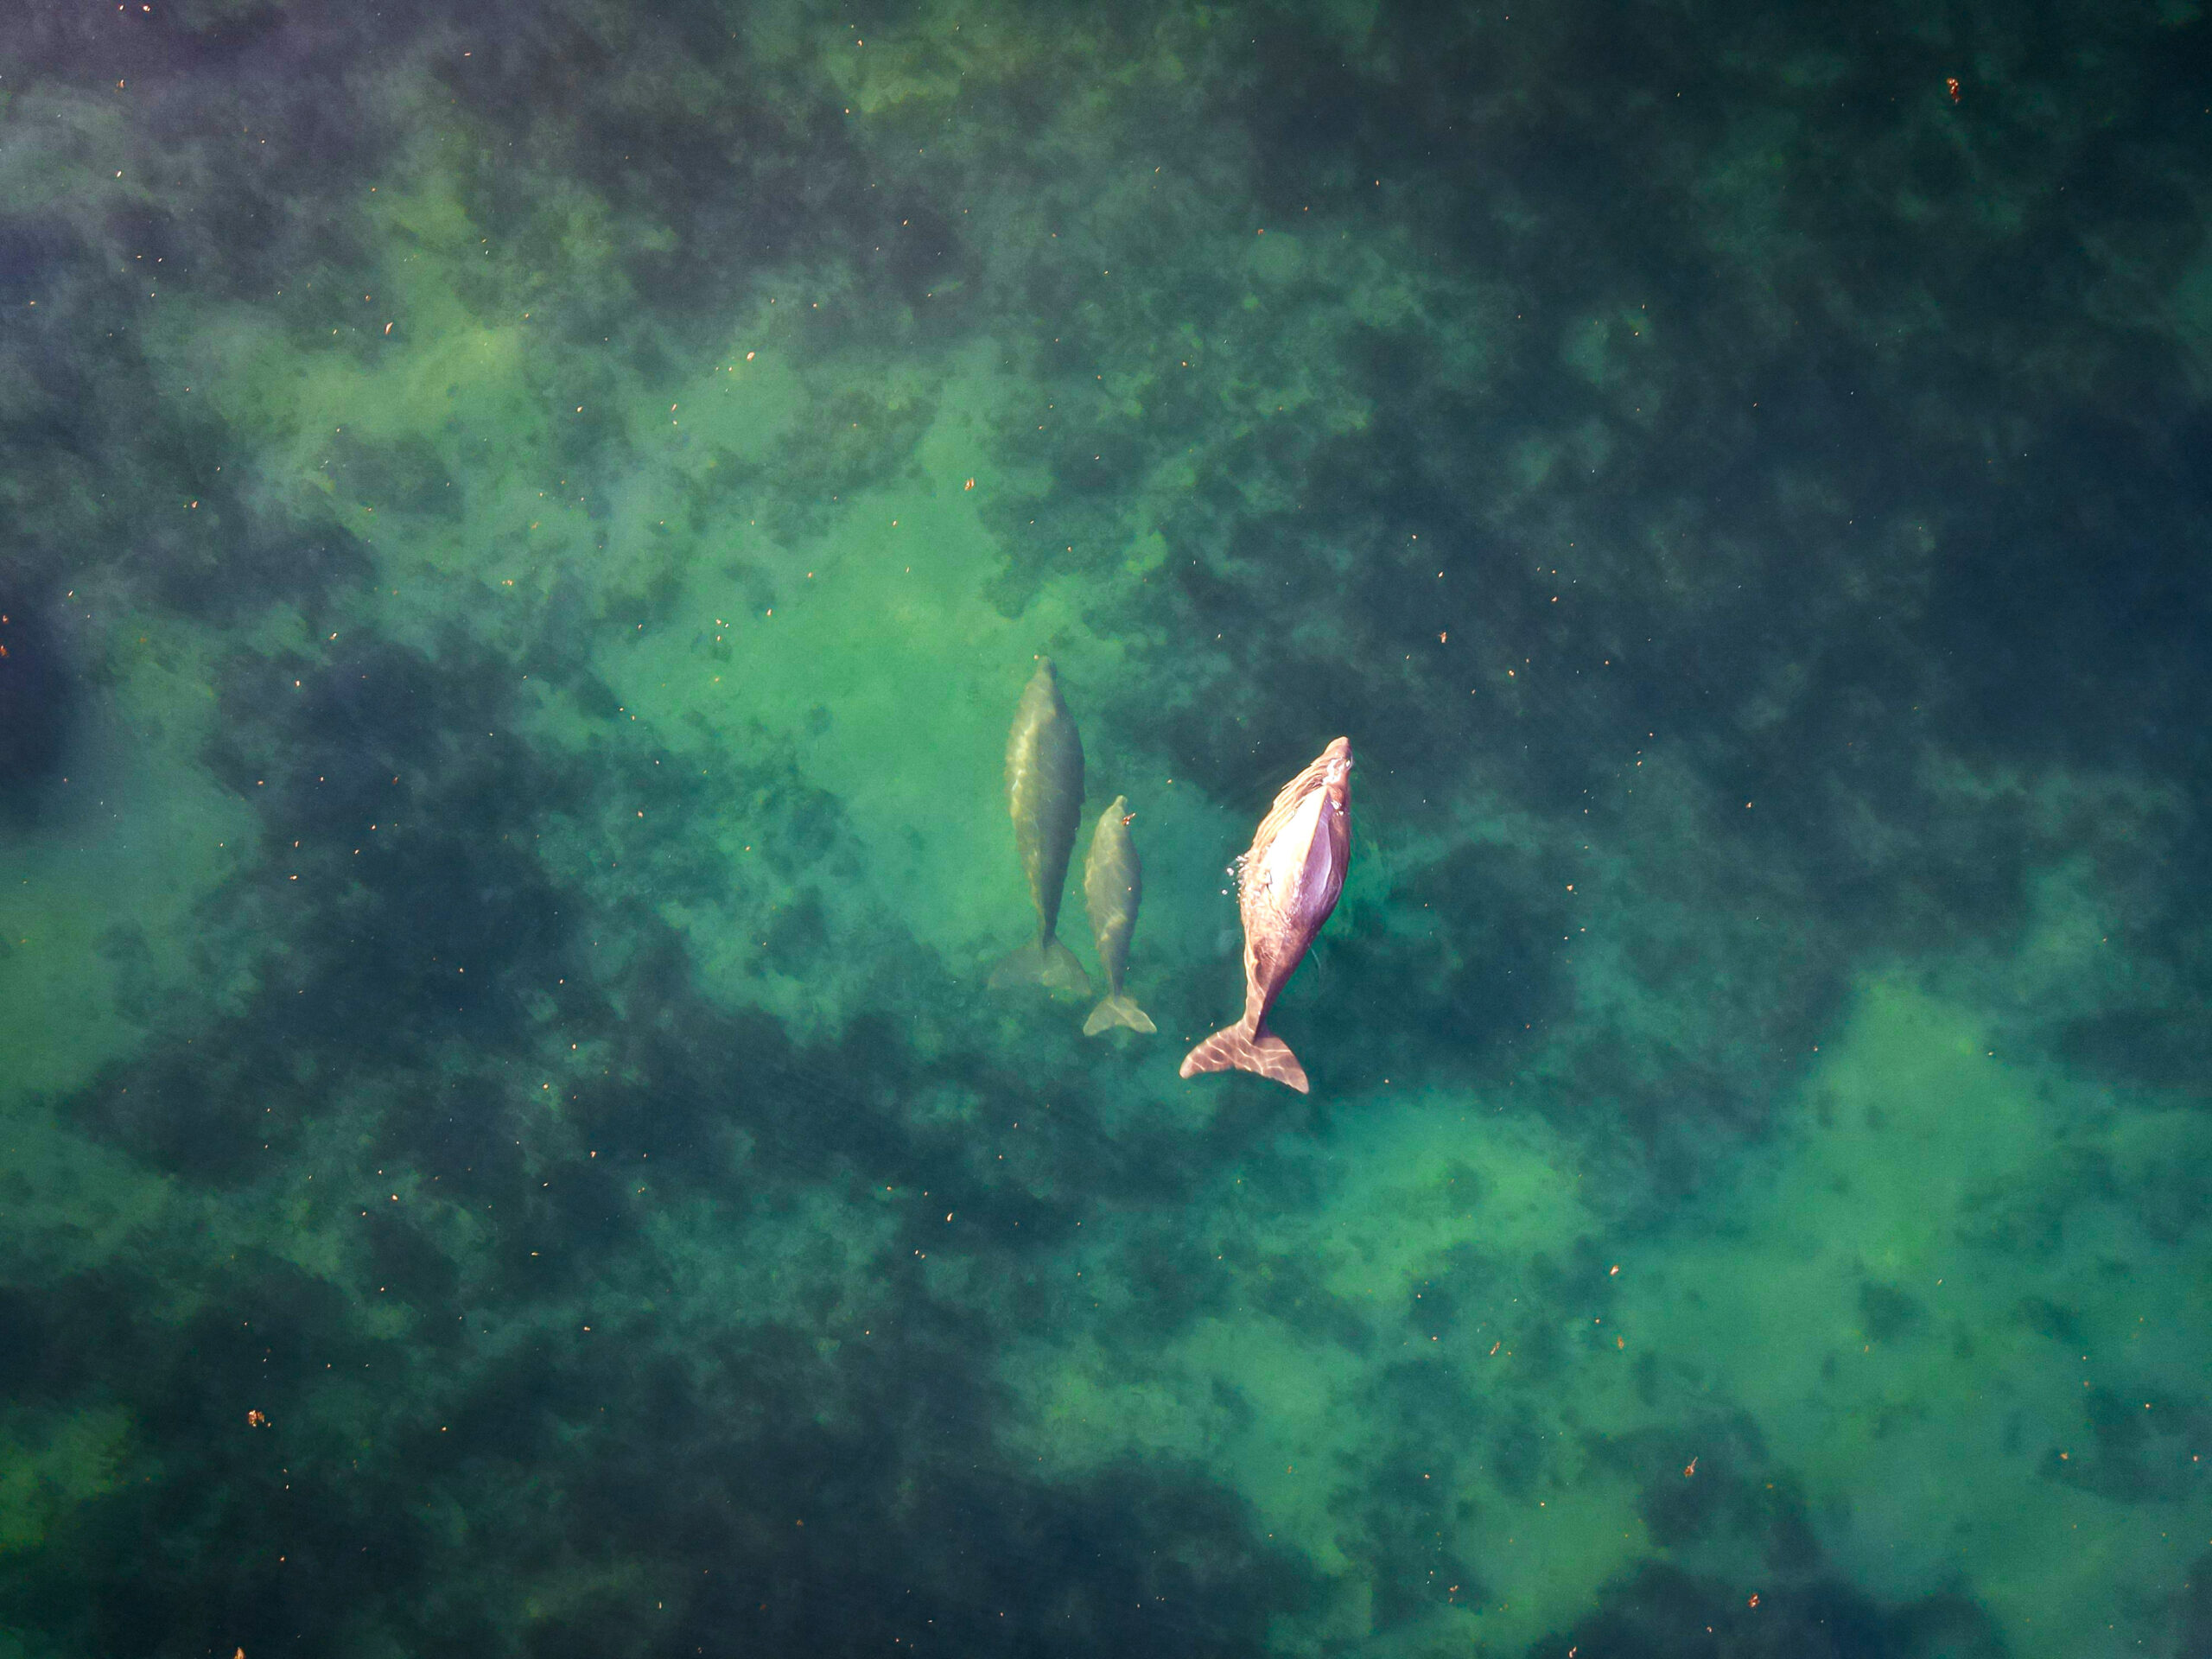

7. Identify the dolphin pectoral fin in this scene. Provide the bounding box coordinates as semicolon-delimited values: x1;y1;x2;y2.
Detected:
1083;994;1157;1037
1177;1022;1308;1092
990;939;1092;1000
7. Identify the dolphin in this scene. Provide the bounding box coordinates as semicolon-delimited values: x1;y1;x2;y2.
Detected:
1179;737;1351;1092
1081;796;1155;1035
989;658;1090;996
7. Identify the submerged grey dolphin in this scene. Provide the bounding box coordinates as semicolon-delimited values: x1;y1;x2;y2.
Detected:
989;658;1090;996
1082;796;1154;1036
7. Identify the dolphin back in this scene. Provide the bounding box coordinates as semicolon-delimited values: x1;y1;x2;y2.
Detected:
1006;660;1084;944
1083;798;1141;981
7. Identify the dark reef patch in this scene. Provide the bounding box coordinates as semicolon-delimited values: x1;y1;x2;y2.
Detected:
1532;1562;2009;1659
0;585;73;808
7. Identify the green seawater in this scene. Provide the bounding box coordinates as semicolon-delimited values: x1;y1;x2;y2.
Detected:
1;2;2209;1654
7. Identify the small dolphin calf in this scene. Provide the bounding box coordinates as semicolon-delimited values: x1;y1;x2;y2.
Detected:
1179;737;1352;1092
990;658;1090;996
1082;797;1155;1036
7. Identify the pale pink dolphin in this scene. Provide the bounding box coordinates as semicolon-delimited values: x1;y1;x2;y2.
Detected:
1179;737;1351;1093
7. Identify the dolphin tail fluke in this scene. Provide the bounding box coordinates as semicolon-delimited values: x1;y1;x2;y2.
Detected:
989;938;1092;999
1177;1022;1307;1092
1084;994;1157;1037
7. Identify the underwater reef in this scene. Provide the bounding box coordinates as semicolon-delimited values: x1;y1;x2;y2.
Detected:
0;0;2209;1655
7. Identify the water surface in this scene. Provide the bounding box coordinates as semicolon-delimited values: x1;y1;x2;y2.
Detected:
2;3;2209;1654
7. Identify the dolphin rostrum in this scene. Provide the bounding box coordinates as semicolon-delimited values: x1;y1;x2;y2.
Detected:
1081;796;1155;1035
1179;737;1351;1092
989;658;1090;996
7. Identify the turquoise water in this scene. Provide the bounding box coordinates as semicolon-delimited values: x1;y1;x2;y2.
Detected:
2;3;2209;1653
